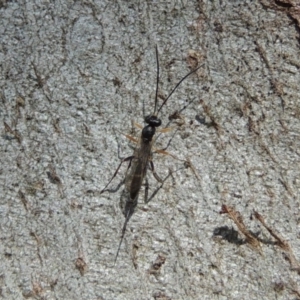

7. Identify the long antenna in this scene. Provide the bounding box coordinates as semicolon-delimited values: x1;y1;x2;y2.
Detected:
153;45;160;115
157;64;203;114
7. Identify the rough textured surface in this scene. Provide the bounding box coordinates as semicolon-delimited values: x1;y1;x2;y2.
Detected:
0;0;300;299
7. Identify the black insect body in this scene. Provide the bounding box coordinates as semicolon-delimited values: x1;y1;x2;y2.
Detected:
101;47;202;262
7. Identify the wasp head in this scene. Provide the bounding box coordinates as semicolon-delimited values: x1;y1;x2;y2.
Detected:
142;115;162;142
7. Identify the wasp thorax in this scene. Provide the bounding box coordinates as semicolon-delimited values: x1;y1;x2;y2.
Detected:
145;115;162;127
142;125;156;142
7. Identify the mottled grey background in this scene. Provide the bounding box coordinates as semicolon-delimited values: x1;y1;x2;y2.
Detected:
0;0;300;299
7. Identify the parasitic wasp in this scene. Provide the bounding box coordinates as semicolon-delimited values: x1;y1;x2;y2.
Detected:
101;46;202;262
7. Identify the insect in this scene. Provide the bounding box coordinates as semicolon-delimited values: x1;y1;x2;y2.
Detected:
101;46;202;262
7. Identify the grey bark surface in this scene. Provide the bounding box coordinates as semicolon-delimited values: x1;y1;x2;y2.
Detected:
0;0;300;299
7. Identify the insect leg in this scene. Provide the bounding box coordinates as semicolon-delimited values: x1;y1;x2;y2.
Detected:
149;160;163;183
100;156;135;194
144;177;149;203
145;167;173;204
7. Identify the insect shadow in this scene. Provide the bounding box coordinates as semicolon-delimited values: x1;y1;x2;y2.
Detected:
101;46;202;263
